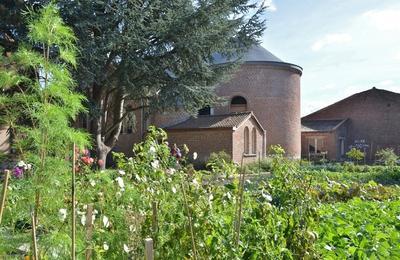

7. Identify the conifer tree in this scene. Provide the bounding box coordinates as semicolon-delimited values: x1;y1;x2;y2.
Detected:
2;1;267;167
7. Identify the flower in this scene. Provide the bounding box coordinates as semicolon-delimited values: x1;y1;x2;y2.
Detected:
58;208;67;222
116;177;125;189
149;146;156;154
80;215;86;226
13;167;24;179
103;215;110;228
118;170;126;175
193;152;198;160
262;193;272;202
17;243;30;253
172;186;177;193
89;179;96;187
123;244;130;253
26;164;32;170
17;161;26;168
103;242;109;251
151;160;159;169
166;168;176;175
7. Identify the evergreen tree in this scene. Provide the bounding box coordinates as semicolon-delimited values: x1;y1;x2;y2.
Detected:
1;0;267;168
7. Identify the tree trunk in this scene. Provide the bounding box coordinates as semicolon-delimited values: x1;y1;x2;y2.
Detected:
92;84;125;170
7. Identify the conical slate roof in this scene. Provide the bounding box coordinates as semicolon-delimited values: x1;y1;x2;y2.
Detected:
212;45;302;74
241;45;284;63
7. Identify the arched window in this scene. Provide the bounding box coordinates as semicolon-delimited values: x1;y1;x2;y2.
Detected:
252;127;257;154
230;96;247;113
198;106;211;116
244;127;250;154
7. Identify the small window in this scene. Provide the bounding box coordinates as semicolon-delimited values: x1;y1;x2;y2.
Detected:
252;128;257;154
244;127;250;154
231;96;247;113
198;106;211;116
121;111;136;134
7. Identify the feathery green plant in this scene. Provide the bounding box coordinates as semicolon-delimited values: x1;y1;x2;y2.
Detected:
0;2;89;237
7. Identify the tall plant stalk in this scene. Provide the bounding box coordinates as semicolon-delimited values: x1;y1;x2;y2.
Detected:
180;180;198;259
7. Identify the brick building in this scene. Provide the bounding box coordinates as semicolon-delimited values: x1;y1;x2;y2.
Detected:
0;45;302;164
115;45;303;163
166;112;266;164
301;87;400;162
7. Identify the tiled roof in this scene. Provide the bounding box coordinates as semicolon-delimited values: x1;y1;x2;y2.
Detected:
166;112;252;130
301;119;347;132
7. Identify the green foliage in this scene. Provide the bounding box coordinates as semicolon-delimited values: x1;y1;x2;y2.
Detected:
206;151;237;176
317;199;400;259
346;148;365;163
376;148;398;167
0;4;89;257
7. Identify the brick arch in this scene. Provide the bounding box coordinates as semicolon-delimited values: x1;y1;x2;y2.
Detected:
231;95;248;113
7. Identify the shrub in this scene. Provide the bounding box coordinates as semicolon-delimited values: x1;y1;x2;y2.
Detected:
346;148;365;164
376;148;398;167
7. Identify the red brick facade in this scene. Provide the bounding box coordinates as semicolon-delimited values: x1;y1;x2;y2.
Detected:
302;88;400;161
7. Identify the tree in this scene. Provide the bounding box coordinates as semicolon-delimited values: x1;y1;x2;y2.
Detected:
346;148;364;164
1;0;266;168
0;3;89;222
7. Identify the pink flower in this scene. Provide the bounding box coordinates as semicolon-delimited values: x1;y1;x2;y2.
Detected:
13;167;24;178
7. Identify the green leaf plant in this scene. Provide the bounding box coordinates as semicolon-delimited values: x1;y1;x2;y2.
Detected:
0;3;89;256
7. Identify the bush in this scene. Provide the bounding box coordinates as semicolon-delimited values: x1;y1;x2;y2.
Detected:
376;148;398;167
346;148;365;164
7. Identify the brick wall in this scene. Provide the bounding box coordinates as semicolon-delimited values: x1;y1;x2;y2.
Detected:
214;63;301;158
232;117;266;164
166;129;233;164
303;88;400;161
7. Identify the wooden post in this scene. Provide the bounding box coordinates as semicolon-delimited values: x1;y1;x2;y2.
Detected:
85;204;94;260
31;207;39;260
151;201;158;246
71;143;76;260
145;238;154;260
0;170;10;225
234;154;245;246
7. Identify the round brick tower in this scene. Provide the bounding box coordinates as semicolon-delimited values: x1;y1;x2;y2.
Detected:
213;45;303;158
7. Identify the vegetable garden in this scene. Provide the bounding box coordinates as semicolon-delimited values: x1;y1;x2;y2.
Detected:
0;3;399;260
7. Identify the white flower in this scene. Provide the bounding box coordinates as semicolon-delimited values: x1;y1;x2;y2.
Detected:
18;243;30;253
103;242;109;251
262;193;273;202
151;160;159;169
397;215;400;221
149;146;156;154
116;177;125;189
123;244;130;253
166;168;176;175
324;245;333;251
172;186;177;193
17;161;26;168
192;178;200;188
89;179;96;187
81;215;86;226
129;225;136;232
118;170;126;175
58;208;67;222
103;215;110;228
26;164;32;170
193;152;198;160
